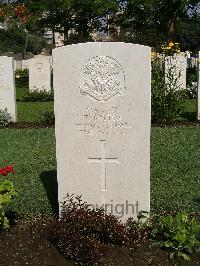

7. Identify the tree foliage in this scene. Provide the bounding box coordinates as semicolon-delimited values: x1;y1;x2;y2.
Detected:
117;0;200;50
28;0;119;43
0;0;199;51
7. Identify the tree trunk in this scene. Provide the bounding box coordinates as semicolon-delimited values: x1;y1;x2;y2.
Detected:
166;0;179;44
166;12;175;44
52;28;55;45
23;29;28;59
64;27;69;44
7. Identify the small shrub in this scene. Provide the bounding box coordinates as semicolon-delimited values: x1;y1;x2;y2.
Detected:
0;109;12;127
186;82;197;99
0;164;16;231
151;63;187;124
15;68;29;79
23;90;54;102
126;211;151;246
42;110;55;125
49;195;128;265
151;212;200;261
186;67;198;99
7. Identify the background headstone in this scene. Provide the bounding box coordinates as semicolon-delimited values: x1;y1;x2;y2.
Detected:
0;56;17;122
29;56;51;92
22;59;30;70
165;54;187;90
14;60;22;71
53;42;151;222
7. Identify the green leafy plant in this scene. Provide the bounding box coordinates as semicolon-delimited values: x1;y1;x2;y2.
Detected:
151;63;187;124
15;68;29;79
0;164;17;231
23;90;54;102
151;212;200;261
0;109;12;127
186;66;198;99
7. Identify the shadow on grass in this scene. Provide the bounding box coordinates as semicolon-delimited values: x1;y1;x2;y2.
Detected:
192;197;200;207
180;112;196;122
40;170;59;214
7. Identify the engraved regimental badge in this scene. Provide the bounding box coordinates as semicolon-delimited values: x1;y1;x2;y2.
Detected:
80;56;126;102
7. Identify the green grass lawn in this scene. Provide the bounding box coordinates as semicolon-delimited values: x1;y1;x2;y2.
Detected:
17;102;54;123
16;77;54;123
180;99;197;121
1;126;200;217
184;99;197;113
1;128;56;216
16;76;29;102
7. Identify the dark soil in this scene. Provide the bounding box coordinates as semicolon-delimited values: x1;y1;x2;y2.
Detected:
6;122;54;129
0;217;200;266
151;121;200;128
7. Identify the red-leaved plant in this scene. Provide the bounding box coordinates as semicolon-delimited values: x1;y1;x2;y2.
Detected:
0;164;16;231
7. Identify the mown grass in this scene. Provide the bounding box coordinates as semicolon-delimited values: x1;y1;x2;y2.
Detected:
180;99;197;121
16;76;29;102
1;126;200;216
17;102;54;123
16;76;54;123
184;99;197;113
151;126;200;213
0;128;56;216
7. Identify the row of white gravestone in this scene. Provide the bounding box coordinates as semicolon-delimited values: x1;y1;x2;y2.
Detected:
0;56;17;122
0;44;199;222
13;53;191;95
29;56;51;92
25;53;188;93
15;55;52;92
14;55;53;71
187;57;198;68
157;53;187;90
0;55;52;122
165;54;187;90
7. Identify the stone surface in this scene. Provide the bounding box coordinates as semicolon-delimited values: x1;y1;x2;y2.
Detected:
187;57;198;68
165;54;187;90
0;56;17;122
14;60;22;71
29;56;51;92
197;52;200;120
53;42;151;222
22;59;30;70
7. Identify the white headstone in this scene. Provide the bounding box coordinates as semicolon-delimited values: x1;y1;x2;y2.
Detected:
14;60;22;71
165;54;187;90
186;51;191;59
53;42;151;222
0;56;17;122
197;52;200;120
55;32;64;48
29;56;51;92
22;59;30;70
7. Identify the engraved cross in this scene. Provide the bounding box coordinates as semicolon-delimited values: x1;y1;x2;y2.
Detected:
88;140;119;191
